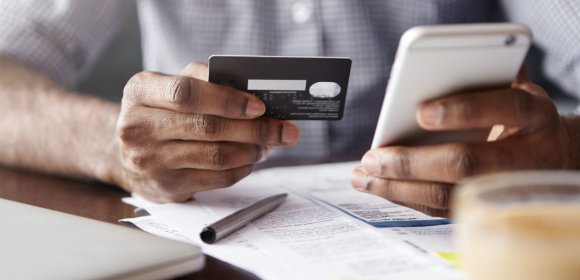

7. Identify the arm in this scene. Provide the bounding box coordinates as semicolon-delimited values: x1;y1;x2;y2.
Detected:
0;0;132;180
0;56;121;182
0;58;300;202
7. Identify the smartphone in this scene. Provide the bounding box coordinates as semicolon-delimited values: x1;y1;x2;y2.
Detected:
371;23;532;149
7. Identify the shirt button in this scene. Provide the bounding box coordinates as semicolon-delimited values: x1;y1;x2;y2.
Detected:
291;2;312;24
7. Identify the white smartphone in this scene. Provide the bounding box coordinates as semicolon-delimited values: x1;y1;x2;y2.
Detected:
371;23;532;149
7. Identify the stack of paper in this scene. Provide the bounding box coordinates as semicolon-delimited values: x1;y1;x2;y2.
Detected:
121;161;463;280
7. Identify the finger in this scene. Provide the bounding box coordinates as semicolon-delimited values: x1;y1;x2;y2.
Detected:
512;65;550;99
511;65;531;87
149;193;195;204
351;167;453;209
392;201;450;218
360;137;559;183
179;62;209;81
416;87;550;130
159;141;273;170
124;71;265;119
119;107;300;146
139;164;254;203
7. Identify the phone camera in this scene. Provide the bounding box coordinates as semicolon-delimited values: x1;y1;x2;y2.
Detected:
504;35;516;46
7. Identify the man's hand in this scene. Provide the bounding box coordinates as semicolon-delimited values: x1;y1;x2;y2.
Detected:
114;63;300;203
350;67;576;218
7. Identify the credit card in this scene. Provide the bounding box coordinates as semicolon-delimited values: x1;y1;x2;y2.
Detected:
208;56;352;120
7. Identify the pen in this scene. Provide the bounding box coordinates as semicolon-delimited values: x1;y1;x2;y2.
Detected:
200;193;288;244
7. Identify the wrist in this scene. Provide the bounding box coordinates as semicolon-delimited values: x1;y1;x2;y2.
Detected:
89;102;125;188
561;115;580;170
95;136;124;186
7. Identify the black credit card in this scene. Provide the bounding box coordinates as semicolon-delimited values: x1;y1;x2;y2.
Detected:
208;56;352;120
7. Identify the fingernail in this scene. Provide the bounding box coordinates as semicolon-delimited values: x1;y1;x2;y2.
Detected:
362;153;382;176
245;99;265;117
258;146;274;163
281;124;299;144
351;168;368;190
419;102;444;126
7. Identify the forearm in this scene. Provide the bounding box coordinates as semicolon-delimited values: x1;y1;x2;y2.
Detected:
0;56;121;183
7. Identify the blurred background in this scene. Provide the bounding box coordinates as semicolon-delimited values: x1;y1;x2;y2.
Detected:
77;0;579;114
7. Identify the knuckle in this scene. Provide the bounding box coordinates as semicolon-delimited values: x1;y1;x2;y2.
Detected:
123;72;150;102
423;183;451;208
205;142;231;169
151;170;183;193
166;76;193;109
511;90;535;122
388;147;412;179
125;72;147;93
190;114;220;139
447;144;478;180
254;119;272;143
128;151;157;171
117;120;150;143
117;123;139;143
156;179;180;194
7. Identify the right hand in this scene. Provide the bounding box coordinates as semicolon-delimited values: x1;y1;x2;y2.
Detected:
113;63;300;202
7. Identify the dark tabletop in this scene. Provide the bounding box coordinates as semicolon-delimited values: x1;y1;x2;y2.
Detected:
0;156;359;280
0;166;261;280
0;157;357;280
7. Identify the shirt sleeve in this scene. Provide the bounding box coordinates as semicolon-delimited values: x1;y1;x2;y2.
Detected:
0;0;132;88
501;0;580;99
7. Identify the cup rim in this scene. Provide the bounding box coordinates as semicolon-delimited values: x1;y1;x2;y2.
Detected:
454;170;580;209
457;170;580;190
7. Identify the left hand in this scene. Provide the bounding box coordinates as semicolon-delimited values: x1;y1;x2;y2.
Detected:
350;67;574;218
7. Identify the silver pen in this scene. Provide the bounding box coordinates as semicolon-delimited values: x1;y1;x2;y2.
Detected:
200;193;288;244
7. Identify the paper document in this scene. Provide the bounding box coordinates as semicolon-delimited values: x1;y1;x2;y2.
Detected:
252;161;456;251
267;162;451;226
121;161;461;280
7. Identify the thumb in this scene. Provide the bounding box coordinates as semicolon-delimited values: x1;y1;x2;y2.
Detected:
511;64;550;98
511;65;531;88
179;62;209;81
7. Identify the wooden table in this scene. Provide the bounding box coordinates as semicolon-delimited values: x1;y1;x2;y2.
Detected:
0;166;261;280
0;156;359;279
